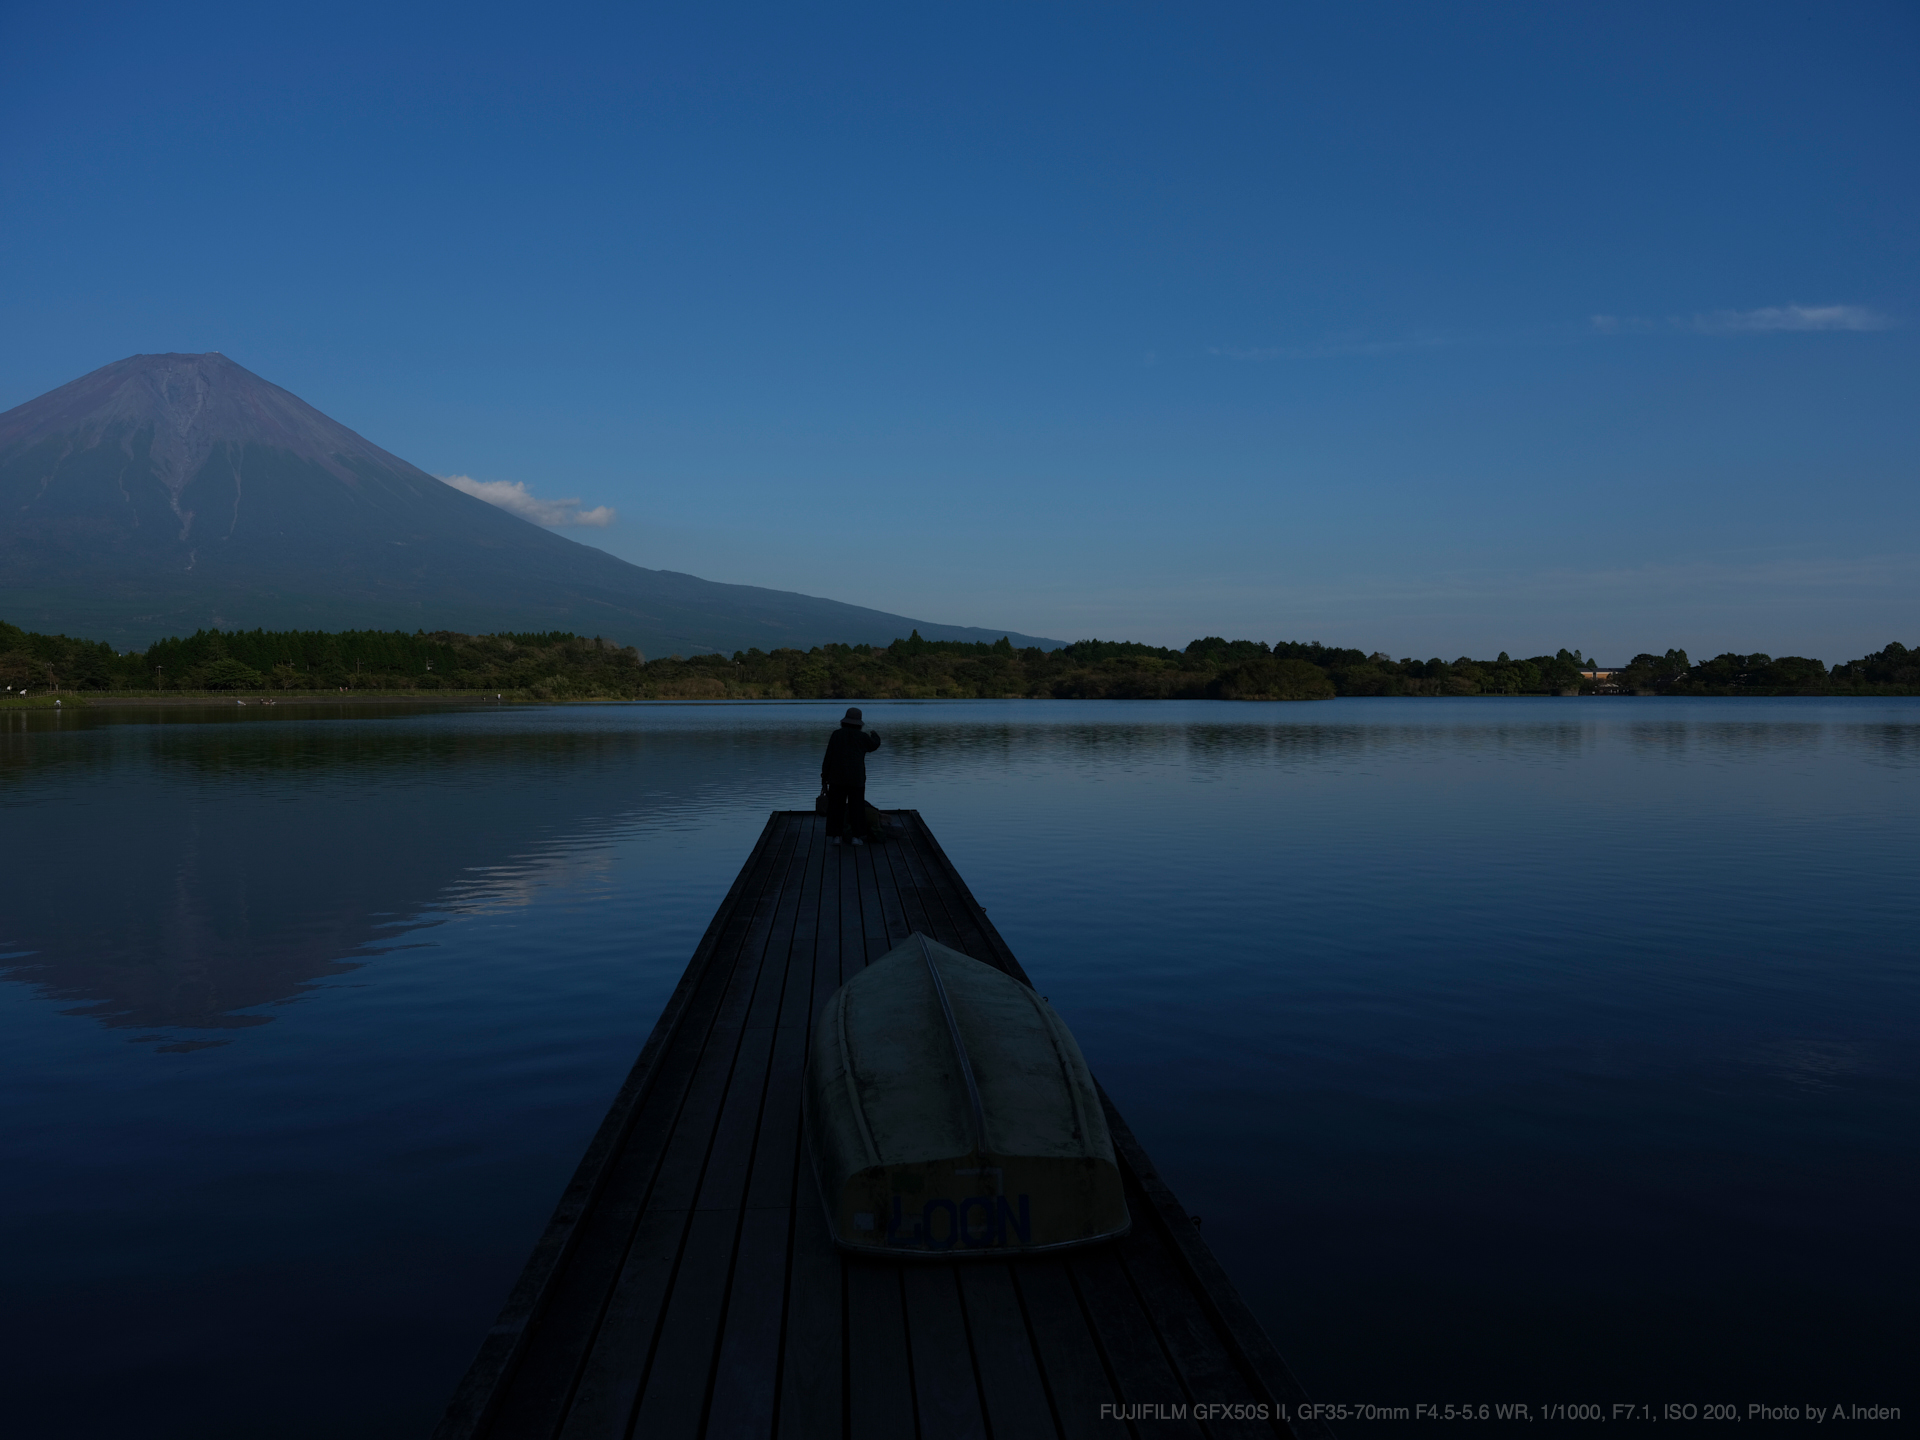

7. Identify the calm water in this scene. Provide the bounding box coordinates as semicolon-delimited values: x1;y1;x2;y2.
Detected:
2;698;1914;1438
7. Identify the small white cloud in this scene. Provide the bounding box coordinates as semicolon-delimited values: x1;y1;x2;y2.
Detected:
1691;304;1893;334
440;475;616;528
1591;305;1894;338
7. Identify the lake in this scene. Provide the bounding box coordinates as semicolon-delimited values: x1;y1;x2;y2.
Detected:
2;697;1914;1438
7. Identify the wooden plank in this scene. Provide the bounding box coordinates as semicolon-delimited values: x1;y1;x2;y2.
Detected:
539;842;795;1434
845;1261;917;1440
704;1206;792;1439
706;819;803;1054
547;1208;685;1440
957;1265;1057;1440
896;813;1011;980
691;824;807;1218
778;815;844;1437
777;815;828;1034
1112;1230;1282;1440
740;816;807;1032
1007;1262;1122;1440
770;813;814;954
914;866;998;964
434;818;784;1440
693;1016;778;1213
474;839;785;1436
777;1187;844;1440
853;838;892;965
626;1208;740;1438
903;1266;990;1440
836;837;865;980
526;1058;733;1433
638;910;781;1213
886;816;978;957
710;925;811;1429
794;813;978;1439
906;811;1032;982
875;825;938;942
744;1021;810;1212
893;813;996;958
1066;1252;1207;1438
868;822;914;949
479;1075;693;1435
812;823;844;1027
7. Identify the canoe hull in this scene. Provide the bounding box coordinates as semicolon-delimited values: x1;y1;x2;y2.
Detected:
804;932;1130;1259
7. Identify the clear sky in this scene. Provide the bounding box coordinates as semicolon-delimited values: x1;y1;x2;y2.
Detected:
3;1;1914;662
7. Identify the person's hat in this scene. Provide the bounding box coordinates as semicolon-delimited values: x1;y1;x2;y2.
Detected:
841;707;863;726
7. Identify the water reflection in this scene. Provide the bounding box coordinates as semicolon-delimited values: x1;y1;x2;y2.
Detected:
1752;1037;1875;1093
6;698;1912;1048
0;706;814;1044
1846;721;1920;768
1;695;1914;1437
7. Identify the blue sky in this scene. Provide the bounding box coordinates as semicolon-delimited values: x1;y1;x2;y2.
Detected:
3;1;1914;661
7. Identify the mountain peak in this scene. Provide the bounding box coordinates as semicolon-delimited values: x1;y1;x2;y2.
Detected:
0;351;417;495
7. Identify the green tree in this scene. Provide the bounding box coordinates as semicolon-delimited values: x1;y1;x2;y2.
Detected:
1212;657;1336;701
1620;649;1691;692
202;657;265;690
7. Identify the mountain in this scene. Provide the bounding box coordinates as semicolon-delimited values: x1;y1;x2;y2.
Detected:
0;353;1061;654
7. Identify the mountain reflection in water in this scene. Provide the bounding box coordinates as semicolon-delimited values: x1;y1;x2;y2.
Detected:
0;705;816;1044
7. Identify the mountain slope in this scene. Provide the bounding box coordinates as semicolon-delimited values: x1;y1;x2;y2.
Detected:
0;353;1060;654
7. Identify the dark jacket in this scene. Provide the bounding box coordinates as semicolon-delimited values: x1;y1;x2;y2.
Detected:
821;725;881;784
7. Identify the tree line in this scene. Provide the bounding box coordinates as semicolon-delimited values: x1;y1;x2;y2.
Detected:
0;624;642;700
2;619;1915;701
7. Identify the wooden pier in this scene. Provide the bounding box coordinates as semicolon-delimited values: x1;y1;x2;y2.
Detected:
437;811;1329;1440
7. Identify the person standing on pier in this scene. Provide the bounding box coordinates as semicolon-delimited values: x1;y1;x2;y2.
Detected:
821;707;882;845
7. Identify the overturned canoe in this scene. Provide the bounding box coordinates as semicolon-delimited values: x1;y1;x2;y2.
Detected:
804;932;1129;1257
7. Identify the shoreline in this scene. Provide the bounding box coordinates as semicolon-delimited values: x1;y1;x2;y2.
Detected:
6;689;1915;712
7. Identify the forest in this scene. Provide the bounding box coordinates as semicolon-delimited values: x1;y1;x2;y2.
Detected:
2;620;1915;702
